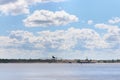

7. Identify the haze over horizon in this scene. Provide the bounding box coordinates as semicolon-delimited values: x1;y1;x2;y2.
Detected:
0;0;120;60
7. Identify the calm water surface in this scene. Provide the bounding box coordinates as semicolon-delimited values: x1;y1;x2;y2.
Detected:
0;63;120;80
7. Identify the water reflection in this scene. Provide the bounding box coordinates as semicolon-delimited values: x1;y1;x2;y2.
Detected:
0;63;120;80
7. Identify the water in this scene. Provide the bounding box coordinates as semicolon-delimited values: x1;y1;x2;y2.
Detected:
0;63;120;80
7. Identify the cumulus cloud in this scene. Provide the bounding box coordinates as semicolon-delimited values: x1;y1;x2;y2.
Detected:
5;28;108;51
95;23;120;49
0;36;13;47
103;27;120;49
0;0;29;15
23;10;78;27
0;0;65;15
108;17;120;24
0;27;119;59
0;0;17;5
95;23;119;32
9;30;34;43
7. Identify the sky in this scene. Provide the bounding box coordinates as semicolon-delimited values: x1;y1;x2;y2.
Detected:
0;0;120;60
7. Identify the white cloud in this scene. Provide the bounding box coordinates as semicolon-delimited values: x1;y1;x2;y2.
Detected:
23;10;78;27
87;20;93;25
0;0;29;15
0;0;65;15
0;36;13;47
0;27;120;59
103;28;120;49
6;28;108;51
9;30;35;43
95;23;119;32
108;17;120;24
0;0;17;5
0;47;120;59
0;48;48;59
95;23;120;49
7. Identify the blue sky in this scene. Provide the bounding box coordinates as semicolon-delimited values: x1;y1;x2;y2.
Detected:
0;0;120;59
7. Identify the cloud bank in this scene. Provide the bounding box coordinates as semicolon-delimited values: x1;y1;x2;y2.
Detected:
0;26;119;58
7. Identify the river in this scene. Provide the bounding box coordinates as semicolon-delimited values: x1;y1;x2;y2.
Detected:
0;63;120;80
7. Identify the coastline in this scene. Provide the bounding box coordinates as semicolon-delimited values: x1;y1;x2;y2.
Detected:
0;59;120;63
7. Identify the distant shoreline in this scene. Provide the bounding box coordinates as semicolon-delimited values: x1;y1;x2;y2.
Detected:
0;59;120;63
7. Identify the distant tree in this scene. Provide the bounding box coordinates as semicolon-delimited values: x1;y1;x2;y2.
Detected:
77;60;81;63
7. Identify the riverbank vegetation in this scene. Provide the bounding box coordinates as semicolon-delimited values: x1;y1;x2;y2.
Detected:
0;58;120;63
